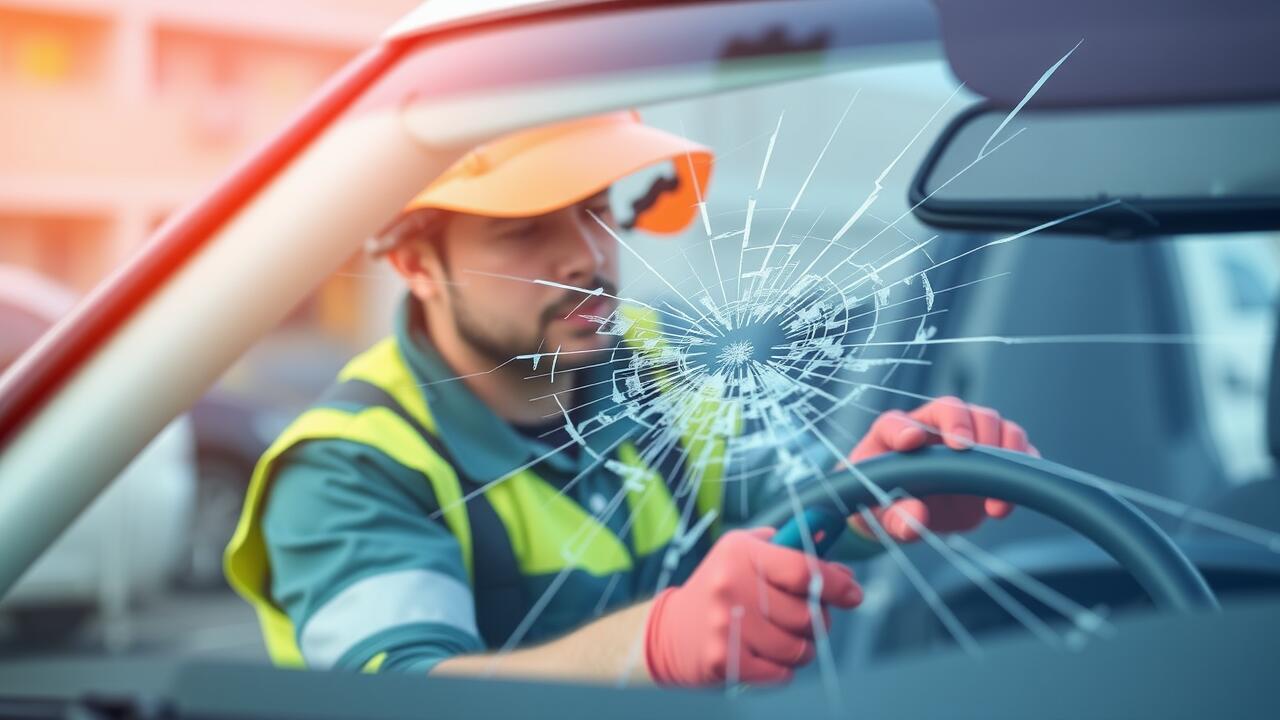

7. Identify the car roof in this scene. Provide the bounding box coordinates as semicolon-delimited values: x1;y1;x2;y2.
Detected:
383;0;618;40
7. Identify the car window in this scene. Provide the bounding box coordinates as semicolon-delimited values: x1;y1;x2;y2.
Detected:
1174;233;1279;482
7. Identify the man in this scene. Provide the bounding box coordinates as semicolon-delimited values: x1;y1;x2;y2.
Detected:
226;111;1035;686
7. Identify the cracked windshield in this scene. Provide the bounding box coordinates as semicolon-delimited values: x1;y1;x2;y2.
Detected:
2;1;1278;715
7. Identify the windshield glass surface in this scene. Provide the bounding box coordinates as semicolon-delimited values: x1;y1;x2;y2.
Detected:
5;55;1276;684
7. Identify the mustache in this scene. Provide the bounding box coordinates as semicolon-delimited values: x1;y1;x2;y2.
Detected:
540;277;619;325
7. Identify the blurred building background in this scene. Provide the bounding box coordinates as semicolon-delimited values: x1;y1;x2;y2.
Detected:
0;0;416;340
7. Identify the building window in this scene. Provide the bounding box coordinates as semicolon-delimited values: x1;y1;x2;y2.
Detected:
0;8;107;88
0;214;111;292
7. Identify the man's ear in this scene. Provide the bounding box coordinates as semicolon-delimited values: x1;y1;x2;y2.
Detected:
386;240;446;303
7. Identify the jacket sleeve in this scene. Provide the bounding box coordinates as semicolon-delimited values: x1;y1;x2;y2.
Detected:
261;438;486;673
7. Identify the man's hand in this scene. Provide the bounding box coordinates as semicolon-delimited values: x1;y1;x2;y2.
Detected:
847;397;1038;542
645;528;861;686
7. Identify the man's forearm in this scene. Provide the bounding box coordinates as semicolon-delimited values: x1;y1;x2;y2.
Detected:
430;601;654;684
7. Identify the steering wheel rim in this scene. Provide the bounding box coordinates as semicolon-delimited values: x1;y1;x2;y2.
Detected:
749;446;1219;614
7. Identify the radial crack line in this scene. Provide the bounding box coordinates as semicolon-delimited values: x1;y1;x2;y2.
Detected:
869;489;1066;650
529;359;706;405
522;351;709;383
742;112;790;306
428;404;636;521
757;111;784;192
827;234;939;294
820;332;1266;352
675;245;721;314
534;428;639;512
945;533;1116;640
466;268;716;338
978;39;1084;160
778;389;1100;661
771;391;1070;657
679;118;713;238
872;198;1127;301
756;208;829;302
844;272;1013;323
832;83;967;247
859;507;983;658
966;445;1280;553
497;473;659;663
746;387;845;708
617;468;718;686
587;210;722;332
782;481;845;712
858;127;1026;250
749;93;861;309
847;41;1080;257
832;397;1280;556
735;196;757;318
746;365;851;518
769;308;949;353
415;356;521;388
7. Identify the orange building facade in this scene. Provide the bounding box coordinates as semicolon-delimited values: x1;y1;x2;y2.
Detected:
0;0;417;343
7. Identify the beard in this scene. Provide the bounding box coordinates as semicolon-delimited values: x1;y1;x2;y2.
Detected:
447;276;618;368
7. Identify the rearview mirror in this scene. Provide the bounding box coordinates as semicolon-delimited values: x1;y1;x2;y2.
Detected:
910;102;1280;238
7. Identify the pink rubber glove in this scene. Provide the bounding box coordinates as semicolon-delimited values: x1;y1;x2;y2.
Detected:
848;397;1039;542
645;528;862;687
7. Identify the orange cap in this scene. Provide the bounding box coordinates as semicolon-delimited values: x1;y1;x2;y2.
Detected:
403;111;712;235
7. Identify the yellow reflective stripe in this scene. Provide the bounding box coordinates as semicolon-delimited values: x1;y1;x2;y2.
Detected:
337;337;438;435
225;406;472;668
263;406;473;574
620;305;729;536
618;443;679;556
693;438;726;534
484;471;632;577
362;652;388;673
619;305;667;351
683;388;731;536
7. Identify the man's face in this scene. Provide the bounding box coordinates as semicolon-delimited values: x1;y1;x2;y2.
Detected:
428;190;620;369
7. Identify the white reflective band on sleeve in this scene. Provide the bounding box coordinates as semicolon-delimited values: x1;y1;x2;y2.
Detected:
300;569;480;669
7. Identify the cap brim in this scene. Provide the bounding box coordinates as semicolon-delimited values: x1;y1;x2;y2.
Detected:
405;115;712;236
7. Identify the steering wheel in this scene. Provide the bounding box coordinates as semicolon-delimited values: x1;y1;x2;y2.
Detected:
749;446;1219;614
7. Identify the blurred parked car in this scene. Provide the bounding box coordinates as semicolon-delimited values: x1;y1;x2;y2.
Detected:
1174;235;1280;484
0;265;195;647
182;330;350;588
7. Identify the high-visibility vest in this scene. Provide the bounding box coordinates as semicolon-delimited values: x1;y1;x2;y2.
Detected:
224;314;728;669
